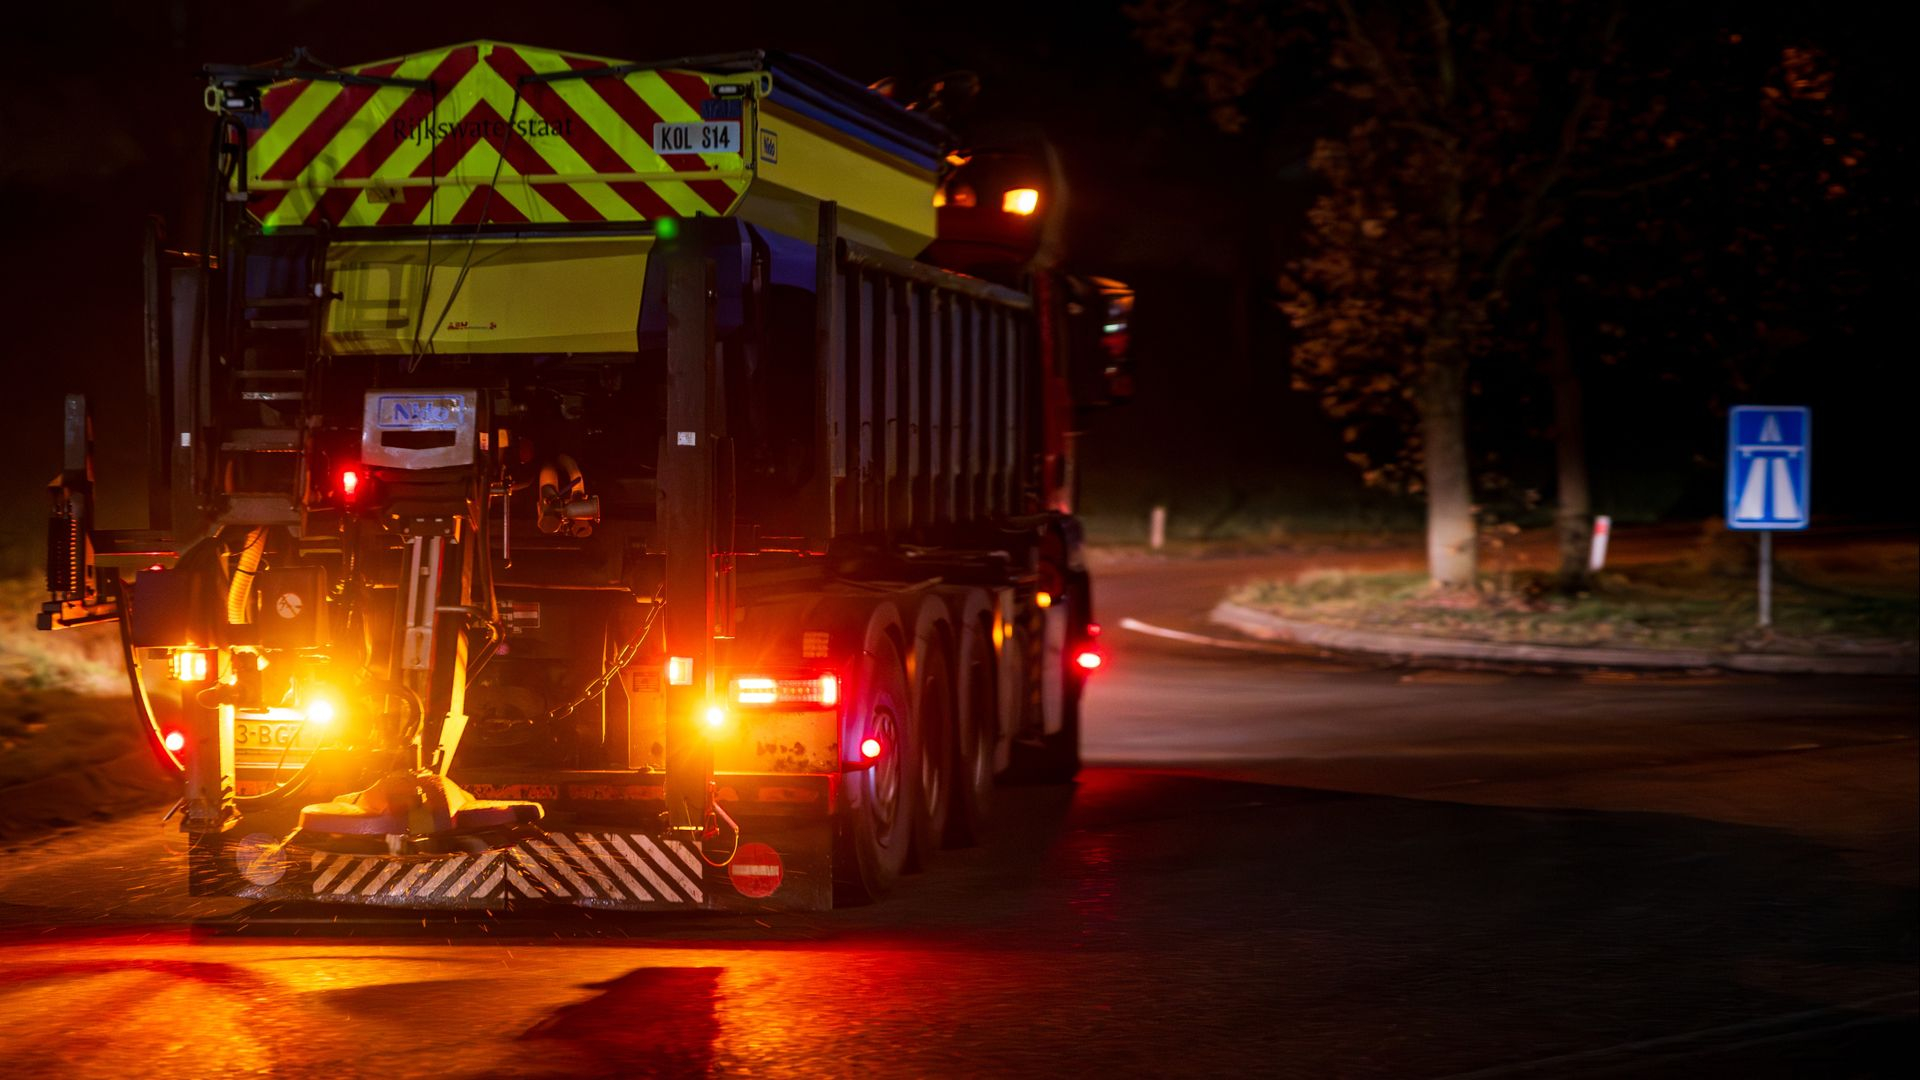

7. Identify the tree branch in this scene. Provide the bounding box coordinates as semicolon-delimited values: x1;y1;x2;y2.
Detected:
1426;0;1456;113
1558;157;1708;202
1485;2;1624;292
1333;0;1439;134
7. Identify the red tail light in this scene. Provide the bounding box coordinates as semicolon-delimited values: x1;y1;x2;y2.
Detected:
162;730;186;754
860;737;883;760
1074;650;1103;671
339;467;361;500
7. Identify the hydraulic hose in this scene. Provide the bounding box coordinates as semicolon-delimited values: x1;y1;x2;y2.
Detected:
226;528;266;624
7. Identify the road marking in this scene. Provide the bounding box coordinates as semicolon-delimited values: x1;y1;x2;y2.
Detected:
1117;617;1305;655
1434;990;1918;1078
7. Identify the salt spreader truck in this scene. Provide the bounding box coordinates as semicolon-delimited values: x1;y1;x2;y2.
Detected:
39;43;1131;910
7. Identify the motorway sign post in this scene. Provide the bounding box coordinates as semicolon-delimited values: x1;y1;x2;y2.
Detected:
1726;405;1811;629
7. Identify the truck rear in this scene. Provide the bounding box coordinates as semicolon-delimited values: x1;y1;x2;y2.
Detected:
40;42;1131;911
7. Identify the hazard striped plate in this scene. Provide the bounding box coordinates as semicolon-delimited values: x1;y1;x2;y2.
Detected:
298;832;706;909
242;41;750;229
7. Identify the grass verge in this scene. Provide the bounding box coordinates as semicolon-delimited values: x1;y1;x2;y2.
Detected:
1229;542;1918;655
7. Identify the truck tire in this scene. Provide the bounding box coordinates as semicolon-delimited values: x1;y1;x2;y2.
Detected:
1014;580;1085;785
906;636;954;870
1025;682;1082;784
835;637;916;905
947;618;996;846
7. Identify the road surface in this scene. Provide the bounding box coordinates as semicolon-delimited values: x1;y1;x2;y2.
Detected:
0;553;1913;1078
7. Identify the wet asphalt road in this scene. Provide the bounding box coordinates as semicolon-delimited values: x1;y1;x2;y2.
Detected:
0;553;1914;1078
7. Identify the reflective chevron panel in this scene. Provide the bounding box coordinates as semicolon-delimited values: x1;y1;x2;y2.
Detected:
302;832;707;908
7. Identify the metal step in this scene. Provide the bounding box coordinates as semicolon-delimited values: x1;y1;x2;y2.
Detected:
241;390;305;402
219;493;300;526
222;428;301;452
233;369;309;380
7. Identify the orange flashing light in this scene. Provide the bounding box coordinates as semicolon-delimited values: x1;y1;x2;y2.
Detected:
169;650;211;682
1003;187;1040;215
162;730;186;754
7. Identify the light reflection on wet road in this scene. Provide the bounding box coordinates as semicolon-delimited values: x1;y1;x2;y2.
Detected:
0;555;1913;1077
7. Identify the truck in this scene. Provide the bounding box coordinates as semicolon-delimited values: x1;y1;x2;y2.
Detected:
38;42;1131;911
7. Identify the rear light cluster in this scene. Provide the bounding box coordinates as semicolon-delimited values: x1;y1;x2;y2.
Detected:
730;674;839;708
1075;623;1104;672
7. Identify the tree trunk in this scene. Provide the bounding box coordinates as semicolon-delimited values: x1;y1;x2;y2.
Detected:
1543;289;1592;590
1420;356;1477;589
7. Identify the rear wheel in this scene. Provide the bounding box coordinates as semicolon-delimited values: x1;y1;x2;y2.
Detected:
907;637;953;870
1016;578;1086;784
947;618;996;846
835;637;915;905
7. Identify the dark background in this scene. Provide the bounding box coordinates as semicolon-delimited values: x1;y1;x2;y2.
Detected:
0;0;1906;570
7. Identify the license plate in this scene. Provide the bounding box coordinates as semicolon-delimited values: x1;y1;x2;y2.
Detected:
233;718;316;756
374;394;463;430
652;121;740;155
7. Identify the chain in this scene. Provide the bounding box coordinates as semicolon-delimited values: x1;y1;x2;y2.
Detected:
548;592;665;720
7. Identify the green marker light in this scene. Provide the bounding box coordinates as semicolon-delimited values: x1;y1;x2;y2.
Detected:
655;216;679;241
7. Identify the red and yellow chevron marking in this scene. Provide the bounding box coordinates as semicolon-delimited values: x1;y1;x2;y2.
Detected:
242;41;750;228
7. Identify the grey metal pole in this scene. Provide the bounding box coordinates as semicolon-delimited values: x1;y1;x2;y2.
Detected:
1757;530;1773;630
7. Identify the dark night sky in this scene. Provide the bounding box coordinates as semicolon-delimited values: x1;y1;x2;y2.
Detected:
0;0;1907;564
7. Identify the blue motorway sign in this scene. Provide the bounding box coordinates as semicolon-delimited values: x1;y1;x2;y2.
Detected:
1726;406;1810;530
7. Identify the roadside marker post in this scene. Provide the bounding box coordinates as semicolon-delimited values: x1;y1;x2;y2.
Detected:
1725;406;1811;630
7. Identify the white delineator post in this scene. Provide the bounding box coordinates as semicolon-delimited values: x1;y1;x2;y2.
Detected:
1588;515;1611;572
1149;505;1167;551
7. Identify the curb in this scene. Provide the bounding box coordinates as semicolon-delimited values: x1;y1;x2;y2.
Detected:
0;745;177;843
1208;602;1919;676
